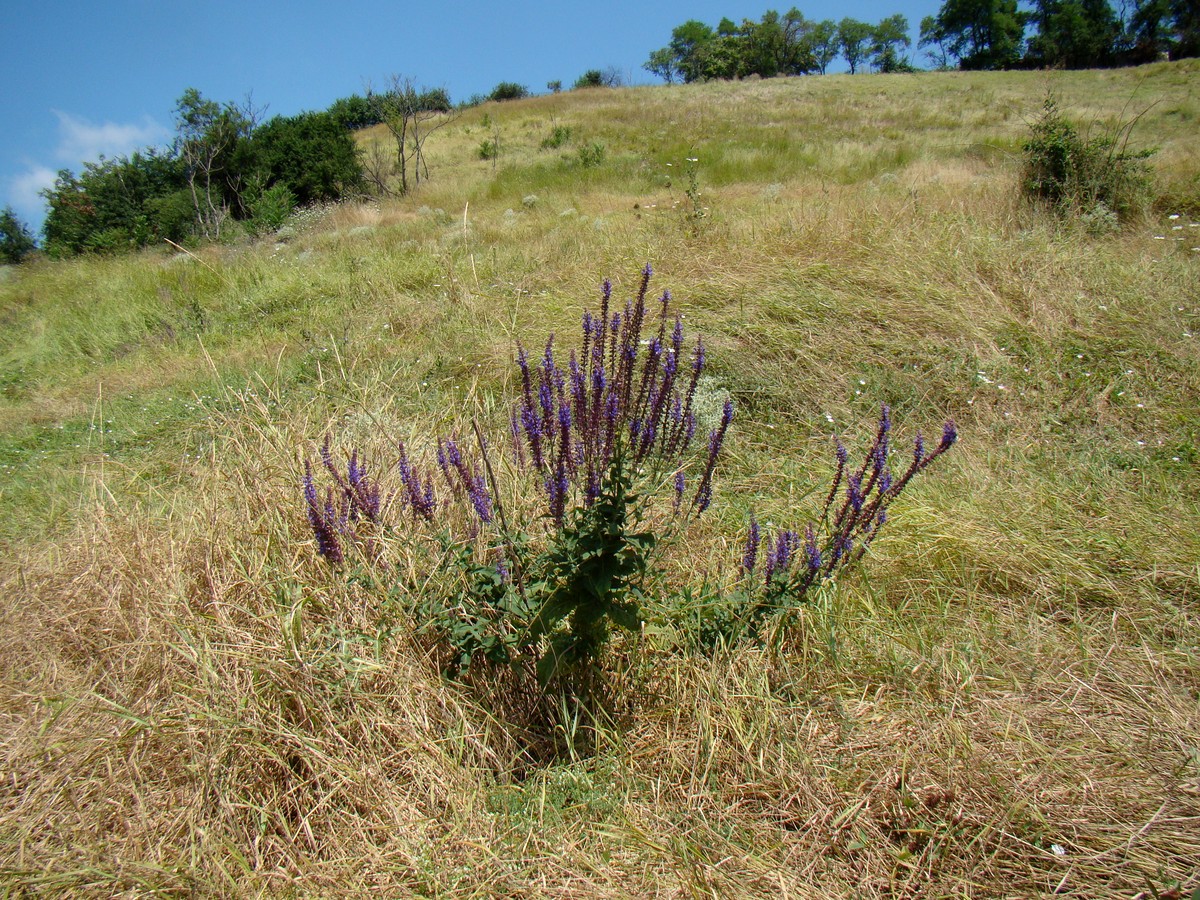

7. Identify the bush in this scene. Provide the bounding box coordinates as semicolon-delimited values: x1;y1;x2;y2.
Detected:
478;138;499;160
326;94;382;131
573;69;605;89
540;125;572;150
0;206;37;264
241;111;364;207
488;82;530;102
246;183;296;235
577;142;606;168
1022;97;1155;224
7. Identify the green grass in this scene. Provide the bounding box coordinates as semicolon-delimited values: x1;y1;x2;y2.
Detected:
1;61;1199;898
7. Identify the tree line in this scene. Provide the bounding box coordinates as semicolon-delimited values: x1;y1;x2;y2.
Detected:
646;1;1198;82
644;11;917;82
16;83;461;260
920;0;1196;70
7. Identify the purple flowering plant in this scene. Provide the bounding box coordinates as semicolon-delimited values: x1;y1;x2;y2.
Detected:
302;266;958;679
302;266;735;686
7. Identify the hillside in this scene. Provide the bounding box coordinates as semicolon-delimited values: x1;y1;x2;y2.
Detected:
1;63;1198;897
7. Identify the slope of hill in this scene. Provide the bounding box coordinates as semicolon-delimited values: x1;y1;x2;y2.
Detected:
1;62;1198;897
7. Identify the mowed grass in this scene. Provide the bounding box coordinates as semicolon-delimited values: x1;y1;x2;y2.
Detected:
1;61;1198;897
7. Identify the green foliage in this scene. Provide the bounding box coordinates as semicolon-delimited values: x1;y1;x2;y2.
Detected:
418;453;653;689
573;70;606;89
241;111;364;206
478;138;499;160
576;142;606;168
1128;0;1199;61
547;80;563;93
1022;97;1155;224
644;48;679;84
1026;0;1120;68
40;151;189;257
838;18;876;73
326;93;382;131
540;125;573;150
0;206;37;264
871;14;913;71
245;183;296;236
648;10;821;83
809;19;841;74
488;82;530;102
927;0;1028;69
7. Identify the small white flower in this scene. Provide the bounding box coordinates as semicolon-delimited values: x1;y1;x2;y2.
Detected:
824;412;834;423
1051;844;1067;857
1168;213;1180;220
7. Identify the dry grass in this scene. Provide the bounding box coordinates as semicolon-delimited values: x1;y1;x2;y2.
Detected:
2;62;1199;897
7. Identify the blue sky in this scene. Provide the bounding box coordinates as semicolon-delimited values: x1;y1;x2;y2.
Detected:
1;0;938;232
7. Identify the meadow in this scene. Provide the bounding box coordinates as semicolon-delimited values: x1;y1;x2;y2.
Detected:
1;61;1198;897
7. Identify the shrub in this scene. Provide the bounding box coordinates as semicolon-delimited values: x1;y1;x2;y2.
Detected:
573;70;605;89
0;206;37;264
577;142;606;168
246;183;296;235
540;125;572;150
488;82;530;102
478;138;499;161
241;111;364;206
1022;97;1155;224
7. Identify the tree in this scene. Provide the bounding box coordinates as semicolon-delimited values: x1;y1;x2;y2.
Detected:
173;88;256;239
1126;0;1200;60
809;19;841;73
872;14;914;70
738;8;817;76
919;15;954;67
669;20;717;82
644;47;679;83
370;76;457;196
1027;0;1120;67
838;18;876;73
327;94;381;131
927;0;1027;68
693;34;748;79
40;151;191;256
0;207;36;264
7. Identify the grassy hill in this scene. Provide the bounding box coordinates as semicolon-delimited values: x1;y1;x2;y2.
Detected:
2;62;1198;897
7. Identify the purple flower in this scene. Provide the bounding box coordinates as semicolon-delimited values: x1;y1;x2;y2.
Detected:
940;420;958;450
743;516;760;575
848;474;863;513
804;524;822;573
304;461;344;565
468;474;493;524
673;470;686;514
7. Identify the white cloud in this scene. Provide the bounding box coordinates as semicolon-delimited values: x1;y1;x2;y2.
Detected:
52;110;170;163
2;111;172;228
4;165;58;225
9;165;58;208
